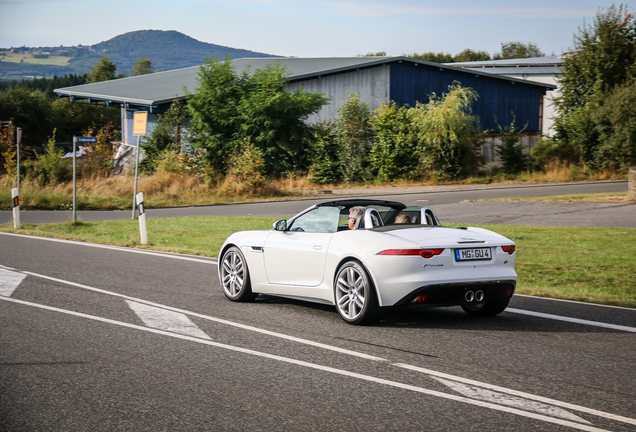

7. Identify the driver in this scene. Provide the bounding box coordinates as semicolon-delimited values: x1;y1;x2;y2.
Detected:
348;206;366;229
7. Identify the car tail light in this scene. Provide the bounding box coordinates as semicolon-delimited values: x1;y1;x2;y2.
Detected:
377;249;444;259
501;245;516;255
413;295;428;303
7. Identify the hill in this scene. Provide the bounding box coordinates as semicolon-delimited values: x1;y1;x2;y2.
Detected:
0;30;279;79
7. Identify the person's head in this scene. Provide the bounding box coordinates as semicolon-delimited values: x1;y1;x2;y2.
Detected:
348;206;366;229
395;214;411;224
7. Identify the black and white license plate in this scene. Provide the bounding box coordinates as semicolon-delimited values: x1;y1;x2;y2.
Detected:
455;248;492;261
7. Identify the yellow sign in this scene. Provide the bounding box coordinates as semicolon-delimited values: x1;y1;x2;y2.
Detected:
133;111;148;136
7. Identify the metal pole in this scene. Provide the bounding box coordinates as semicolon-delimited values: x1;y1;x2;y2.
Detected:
132;135;141;219
72;136;77;222
16;127;21;192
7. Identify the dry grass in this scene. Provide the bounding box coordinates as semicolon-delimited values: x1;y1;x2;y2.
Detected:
0;163;628;211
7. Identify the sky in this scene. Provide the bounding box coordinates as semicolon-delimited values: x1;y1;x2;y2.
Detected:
0;0;629;58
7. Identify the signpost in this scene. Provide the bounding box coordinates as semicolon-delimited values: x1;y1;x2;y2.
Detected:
132;111;148;219
72;136;97;221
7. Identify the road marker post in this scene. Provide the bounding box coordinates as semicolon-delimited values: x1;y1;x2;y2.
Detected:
131;112;148;220
11;188;20;229
137;192;148;245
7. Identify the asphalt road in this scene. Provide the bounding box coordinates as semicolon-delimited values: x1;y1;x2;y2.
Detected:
1;233;635;431
2;180;633;227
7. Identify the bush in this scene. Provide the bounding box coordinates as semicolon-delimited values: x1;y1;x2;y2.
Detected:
410;84;481;179
28;130;70;185
369;102;419;181
336;93;374;183
495;118;530;174
592;78;636;173
531;138;580;170
307;122;341;185
218;139;267;196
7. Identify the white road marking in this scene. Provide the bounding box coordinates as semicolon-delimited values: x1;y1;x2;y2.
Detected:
506;308;636;333
0;296;616;432
394;363;636;427
17;269;387;362
514;294;636;311
432;377;591;424
0;232;216;265
126;301;211;340
6;268;636;429
0;268;27;297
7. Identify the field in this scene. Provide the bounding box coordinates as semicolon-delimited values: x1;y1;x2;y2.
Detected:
0;52;71;66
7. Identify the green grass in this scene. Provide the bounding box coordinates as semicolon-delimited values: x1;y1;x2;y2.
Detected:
0;53;71;66
1;218;634;308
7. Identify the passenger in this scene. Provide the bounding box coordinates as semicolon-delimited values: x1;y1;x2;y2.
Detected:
348;206;366;229
395;214;411;224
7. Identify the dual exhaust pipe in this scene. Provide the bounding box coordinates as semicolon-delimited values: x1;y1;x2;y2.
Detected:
465;290;485;303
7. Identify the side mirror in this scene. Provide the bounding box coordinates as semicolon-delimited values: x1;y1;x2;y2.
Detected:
273;219;287;231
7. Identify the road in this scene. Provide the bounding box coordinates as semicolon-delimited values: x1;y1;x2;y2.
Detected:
1;233;635;431
2;180;633;227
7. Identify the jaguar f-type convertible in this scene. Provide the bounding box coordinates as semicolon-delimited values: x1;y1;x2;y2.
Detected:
218;199;517;325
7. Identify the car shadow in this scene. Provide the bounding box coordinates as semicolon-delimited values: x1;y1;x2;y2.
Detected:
254;295;624;333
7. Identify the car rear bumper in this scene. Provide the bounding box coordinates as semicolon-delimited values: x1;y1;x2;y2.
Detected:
394;280;516;307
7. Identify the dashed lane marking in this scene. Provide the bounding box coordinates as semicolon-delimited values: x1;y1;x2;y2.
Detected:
506;308;636;333
0;296;616;432
0;268;26;297
126;300;211;340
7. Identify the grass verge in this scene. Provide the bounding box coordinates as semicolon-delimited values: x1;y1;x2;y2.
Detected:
1;218;634;308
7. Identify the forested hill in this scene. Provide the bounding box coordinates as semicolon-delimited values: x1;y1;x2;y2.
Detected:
0;30;279;79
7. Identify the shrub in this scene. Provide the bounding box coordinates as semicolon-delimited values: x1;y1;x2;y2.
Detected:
336;93;373;182
410;84;481;179
219;139;267;196
369;102;418;181
307;122;341;185
495;117;530;174
29;130;70;185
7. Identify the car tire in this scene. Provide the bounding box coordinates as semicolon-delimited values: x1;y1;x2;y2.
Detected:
334;261;380;325
220;246;257;302
461;295;511;316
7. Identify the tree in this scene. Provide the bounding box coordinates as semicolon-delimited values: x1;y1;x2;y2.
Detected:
86;56;124;83
0;123;17;177
0;86;54;148
554;4;636;171
406;52;455;63
131;57;153;76
454;49;491;63
495;117;531;174
494;42;544;59
141;98;189;173
368;102;418;181
335;93;374;182
591;78;636;171
187;56;328;175
360;51;387;57
410;84;481;179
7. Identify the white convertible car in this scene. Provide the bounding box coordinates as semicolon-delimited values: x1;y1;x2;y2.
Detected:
218;199;517;325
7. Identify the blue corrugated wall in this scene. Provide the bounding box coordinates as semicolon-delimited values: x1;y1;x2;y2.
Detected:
389;62;545;132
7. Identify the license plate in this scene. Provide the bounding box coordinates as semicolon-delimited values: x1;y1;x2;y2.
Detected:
455;248;492;261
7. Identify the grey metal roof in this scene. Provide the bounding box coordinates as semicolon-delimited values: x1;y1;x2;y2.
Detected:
449;56;564;68
54;56;556;111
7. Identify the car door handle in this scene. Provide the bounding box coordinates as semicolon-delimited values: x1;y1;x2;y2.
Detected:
313;245;322;250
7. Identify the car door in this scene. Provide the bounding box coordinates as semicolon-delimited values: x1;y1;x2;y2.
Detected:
263;206;339;287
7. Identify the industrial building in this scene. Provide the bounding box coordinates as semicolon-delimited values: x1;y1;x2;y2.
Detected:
54;56;556;160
